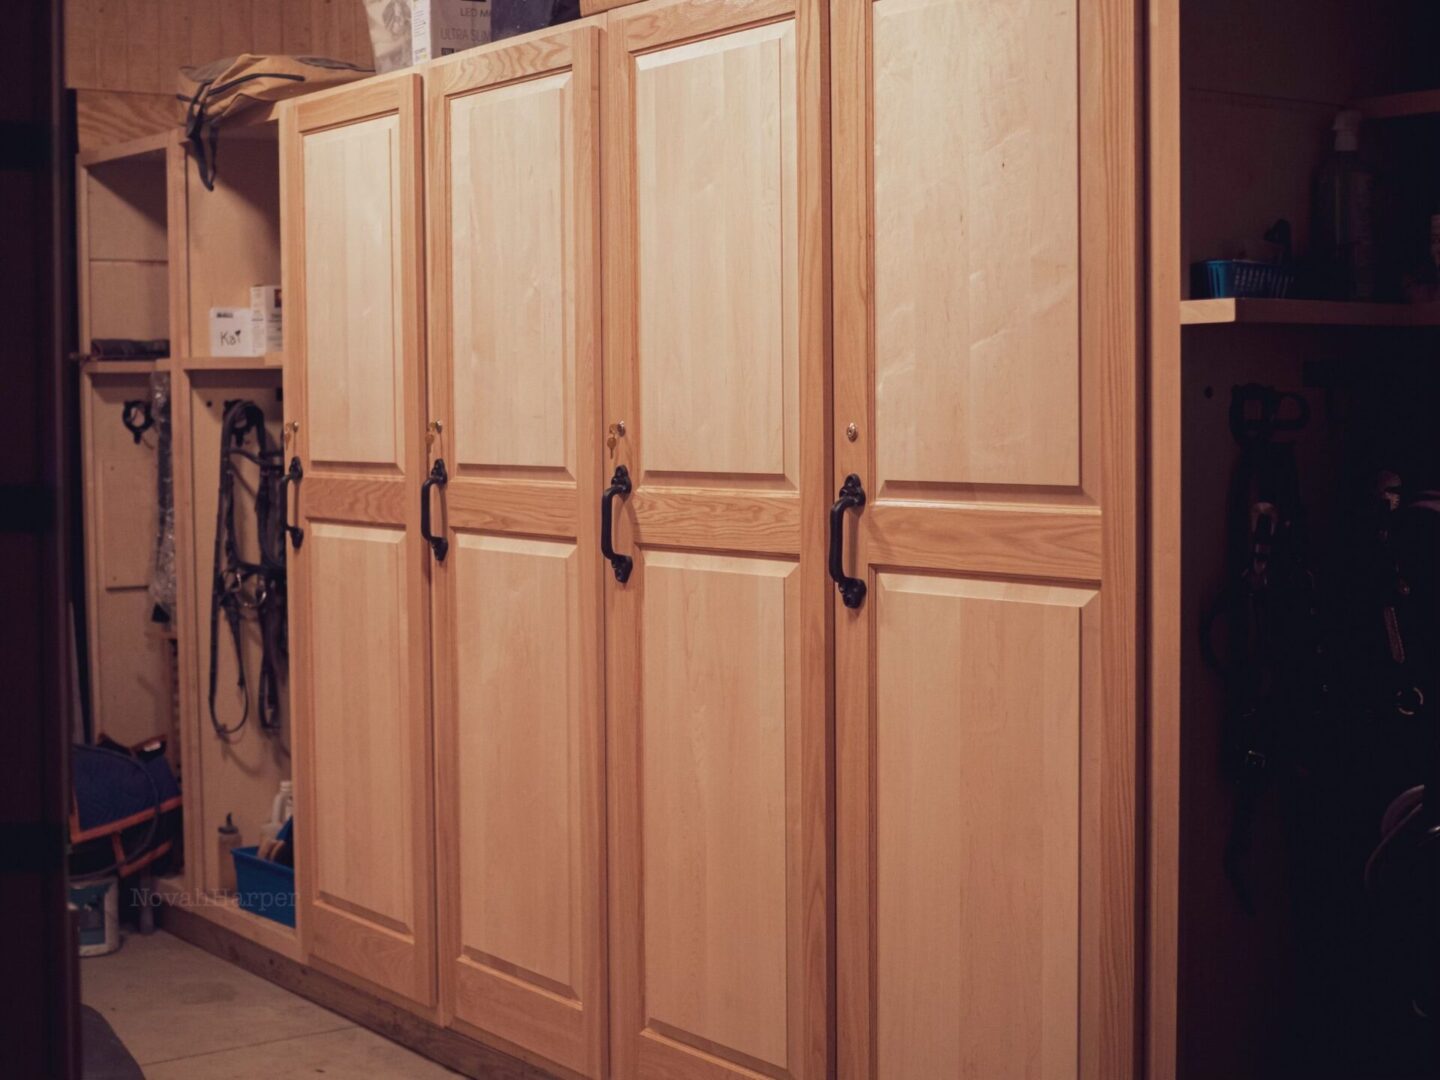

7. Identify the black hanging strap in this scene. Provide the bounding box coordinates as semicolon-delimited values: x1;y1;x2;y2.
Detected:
1202;384;1326;913
208;401;288;738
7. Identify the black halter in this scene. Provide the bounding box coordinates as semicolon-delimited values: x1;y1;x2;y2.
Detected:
209;400;288;738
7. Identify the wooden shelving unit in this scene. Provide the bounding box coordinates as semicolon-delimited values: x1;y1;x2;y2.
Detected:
1155;6;1440;1076
1181;297;1440;327
77;111;294;962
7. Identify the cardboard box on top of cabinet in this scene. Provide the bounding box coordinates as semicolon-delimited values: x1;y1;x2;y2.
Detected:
412;0;492;64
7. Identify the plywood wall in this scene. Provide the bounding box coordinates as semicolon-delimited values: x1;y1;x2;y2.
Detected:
67;0;375;148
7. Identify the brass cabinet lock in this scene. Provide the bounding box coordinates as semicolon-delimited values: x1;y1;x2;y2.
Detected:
607;420;626;455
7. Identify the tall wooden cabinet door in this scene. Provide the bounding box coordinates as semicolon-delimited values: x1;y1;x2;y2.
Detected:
426;25;607;1079
280;76;437;1009
602;0;830;1077
832;0;1142;1078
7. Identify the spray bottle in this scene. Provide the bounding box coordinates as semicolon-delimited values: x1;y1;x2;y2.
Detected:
217;813;240;895
1312;109;1376;300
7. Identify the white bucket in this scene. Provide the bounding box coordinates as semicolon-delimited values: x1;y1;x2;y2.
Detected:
70;877;120;957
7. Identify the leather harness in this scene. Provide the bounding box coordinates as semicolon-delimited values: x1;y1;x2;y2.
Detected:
209;401;287;738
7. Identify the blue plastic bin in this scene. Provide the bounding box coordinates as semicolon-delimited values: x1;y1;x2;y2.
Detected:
232;846;296;927
1191;259;1296;299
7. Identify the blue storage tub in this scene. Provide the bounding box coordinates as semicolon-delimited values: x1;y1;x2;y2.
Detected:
232;846;296;927
1191;258;1296;299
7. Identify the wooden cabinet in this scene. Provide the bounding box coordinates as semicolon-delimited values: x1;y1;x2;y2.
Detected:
831;0;1141;1077
426;26;608;1078
601;0;831;1077
280;75;438;1008
270;0;1145;1072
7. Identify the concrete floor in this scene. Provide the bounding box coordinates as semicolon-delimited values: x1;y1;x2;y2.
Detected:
81;930;461;1078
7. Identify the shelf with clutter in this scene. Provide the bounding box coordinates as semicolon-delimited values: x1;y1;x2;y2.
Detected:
1154;2;1440;1078
75;107;296;956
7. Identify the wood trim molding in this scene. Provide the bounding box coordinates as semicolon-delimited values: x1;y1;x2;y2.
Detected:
160;903;557;1080
614;0;797;52
287;71;416;134
579;0;644;14
1081;0;1145;1073
1146;0;1182;1077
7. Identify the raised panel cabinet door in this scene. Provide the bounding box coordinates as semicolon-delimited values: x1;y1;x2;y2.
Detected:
426;24;607;1079
602;0;830;1077
280;75;437;1009
832;0;1142;1077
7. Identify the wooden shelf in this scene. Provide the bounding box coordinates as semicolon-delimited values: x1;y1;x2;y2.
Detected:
77;127;177;168
79;358;161;375
1181;298;1440;327
1353;88;1440;121
179;353;284;372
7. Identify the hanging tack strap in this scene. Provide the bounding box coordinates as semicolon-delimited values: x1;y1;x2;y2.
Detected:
208;400;289;739
1202;383;1326;914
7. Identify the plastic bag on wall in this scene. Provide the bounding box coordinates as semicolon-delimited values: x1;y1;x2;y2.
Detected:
363;0;415;72
148;372;176;620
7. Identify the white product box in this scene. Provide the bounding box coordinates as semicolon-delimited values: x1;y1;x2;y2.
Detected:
250;285;283;354
412;0;492;64
209;307;260;357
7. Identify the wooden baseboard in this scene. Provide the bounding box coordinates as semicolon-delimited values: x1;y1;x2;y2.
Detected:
159;903;556;1080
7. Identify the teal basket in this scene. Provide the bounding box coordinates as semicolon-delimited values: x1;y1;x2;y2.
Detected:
232;846;295;927
1192;259;1296;299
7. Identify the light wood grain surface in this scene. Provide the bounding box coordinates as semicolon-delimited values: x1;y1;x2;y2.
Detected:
832;1;1143;1078
183;136;282;357
283;73;438;1013
873;574;1094;1078
426;23;609;1080
869;0;1080;491
602;0;832;1076
79;369;172;748
65;0;374;94
66;0;377;149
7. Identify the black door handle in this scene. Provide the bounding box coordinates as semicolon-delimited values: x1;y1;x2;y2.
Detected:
829;473;866;609
421;458;449;562
280;456;304;550
601;464;633;583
